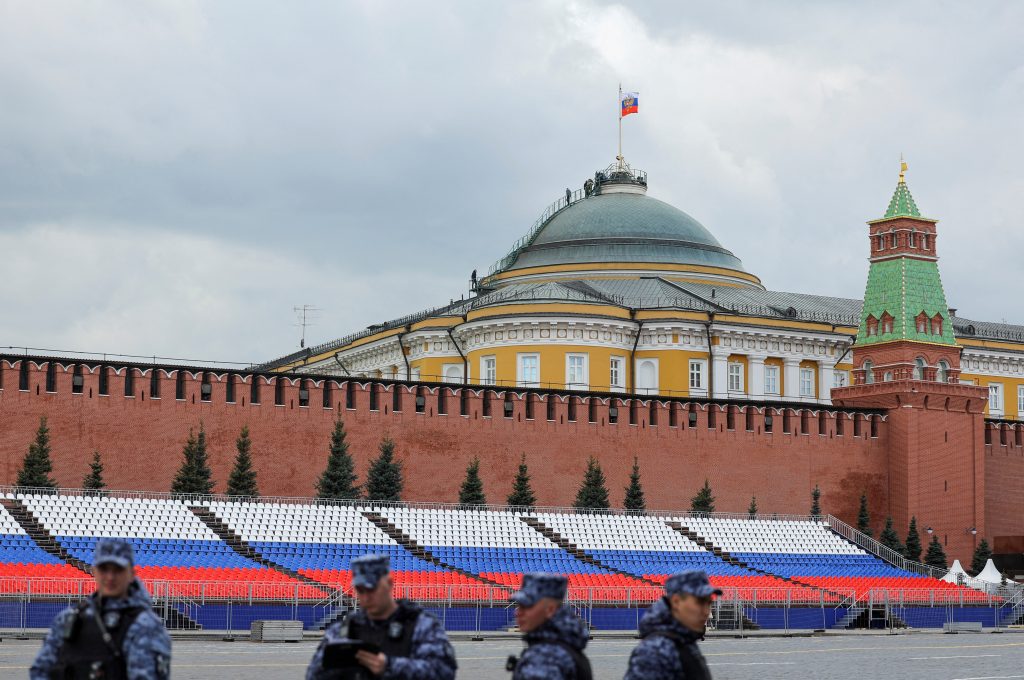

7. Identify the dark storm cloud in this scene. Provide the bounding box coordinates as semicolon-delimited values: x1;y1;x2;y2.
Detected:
1;1;1021;361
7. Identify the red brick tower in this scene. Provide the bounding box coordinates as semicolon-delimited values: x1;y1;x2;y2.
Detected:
832;162;988;564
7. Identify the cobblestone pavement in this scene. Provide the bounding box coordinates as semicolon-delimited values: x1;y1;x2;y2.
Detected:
2;631;1023;679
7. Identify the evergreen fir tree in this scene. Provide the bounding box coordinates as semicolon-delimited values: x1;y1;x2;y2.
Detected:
226;426;259;498
82;451;106;491
366;437;403;502
573;457;610;511
458;457;486;506
622;457;646;512
506;454;536;509
970;539;993;576
17;416;57;490
747;496;758;519
810;485;822;519
316;419;360;500
905;516;923;563
691;479;715;514
170;425;215;495
879;516;905;557
924;535;948;570
856;493;872;538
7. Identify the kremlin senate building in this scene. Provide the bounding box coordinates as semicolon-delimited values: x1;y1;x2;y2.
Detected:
1;159;1023;566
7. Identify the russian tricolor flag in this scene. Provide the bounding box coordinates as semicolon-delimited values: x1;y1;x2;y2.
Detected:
620;91;639;117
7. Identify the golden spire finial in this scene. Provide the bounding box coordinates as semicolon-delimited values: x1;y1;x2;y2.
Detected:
898;154;908;184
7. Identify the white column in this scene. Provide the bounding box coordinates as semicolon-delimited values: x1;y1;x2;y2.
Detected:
818;360;833;405
712;351;729;400
783;358;801;401
748;355;766;400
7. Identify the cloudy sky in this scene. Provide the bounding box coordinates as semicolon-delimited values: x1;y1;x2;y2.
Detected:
1;1;1021;365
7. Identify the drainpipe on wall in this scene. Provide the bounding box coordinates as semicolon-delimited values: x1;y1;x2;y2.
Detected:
703;313;715;398
446;321;469;384
396;326;412;380
332;352;350;376
628;310;643;394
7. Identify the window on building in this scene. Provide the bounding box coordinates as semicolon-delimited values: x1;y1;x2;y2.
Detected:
799;368;815;397
609;356;624;391
764;365;780;395
863;360;874;384
916;312;928;334
566;354;587;389
890;231;897;248
865;315;878;337
876;234;884;250
909;231;916;248
931;314;943;335
1018;385;1024;417
913;357;926;380
688;360;706;391
881;312;894;334
989;383;1004;413
922;234;929;249
517;354;539;387
727;362;743;392
833;371;847;388
936;360;949;383
883;371;893;382
481;356;496;386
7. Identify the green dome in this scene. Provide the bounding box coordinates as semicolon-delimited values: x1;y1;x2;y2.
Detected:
506;192;750;274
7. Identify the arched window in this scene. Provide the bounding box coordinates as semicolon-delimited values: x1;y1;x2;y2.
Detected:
922;234;929;249
877;235;884;250
931;314;944;335
863;360;874;384
890;231;897;248
913;357;926;380
883;371;893;382
937;360;950;383
909;231;917;248
916;312;928;334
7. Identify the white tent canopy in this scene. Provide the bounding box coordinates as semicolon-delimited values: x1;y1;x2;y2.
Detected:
977;559;1003;584
942;559;968;583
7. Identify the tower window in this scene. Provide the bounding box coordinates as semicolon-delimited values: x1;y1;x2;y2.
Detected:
890;231;897;248
863;360;874;384
876;234;884;250
916;312;928;334
937;360;950;383
913;357;926;380
865;315;878;337
931;314;943;335
922;234;929;249
908;231;916;248
880;312;894;334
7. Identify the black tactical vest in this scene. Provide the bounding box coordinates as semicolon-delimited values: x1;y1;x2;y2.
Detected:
51;602;143;680
334;601;420;680
646;631;712;680
519;639;593;680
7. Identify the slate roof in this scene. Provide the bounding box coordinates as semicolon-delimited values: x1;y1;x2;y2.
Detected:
256;276;1024;371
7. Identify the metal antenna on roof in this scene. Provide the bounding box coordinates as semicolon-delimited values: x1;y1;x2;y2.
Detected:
293;305;320;349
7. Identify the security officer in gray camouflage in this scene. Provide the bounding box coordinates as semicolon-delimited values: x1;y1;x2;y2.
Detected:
623;570;720;680
31;538;172;680
306;554;456;680
508;573;592;680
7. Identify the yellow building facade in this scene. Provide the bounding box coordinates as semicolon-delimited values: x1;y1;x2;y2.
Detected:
263;164;1024;419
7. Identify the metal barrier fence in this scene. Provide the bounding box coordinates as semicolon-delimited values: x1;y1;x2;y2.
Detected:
1;580;1021;637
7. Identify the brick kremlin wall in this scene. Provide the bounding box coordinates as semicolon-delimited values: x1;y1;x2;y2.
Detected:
1;356;892;530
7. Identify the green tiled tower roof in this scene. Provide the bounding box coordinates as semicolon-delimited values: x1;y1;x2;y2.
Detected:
857;172;956;348
856;258;957;347
884;177;921;218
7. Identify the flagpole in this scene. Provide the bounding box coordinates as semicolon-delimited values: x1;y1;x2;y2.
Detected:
618;83;623;169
